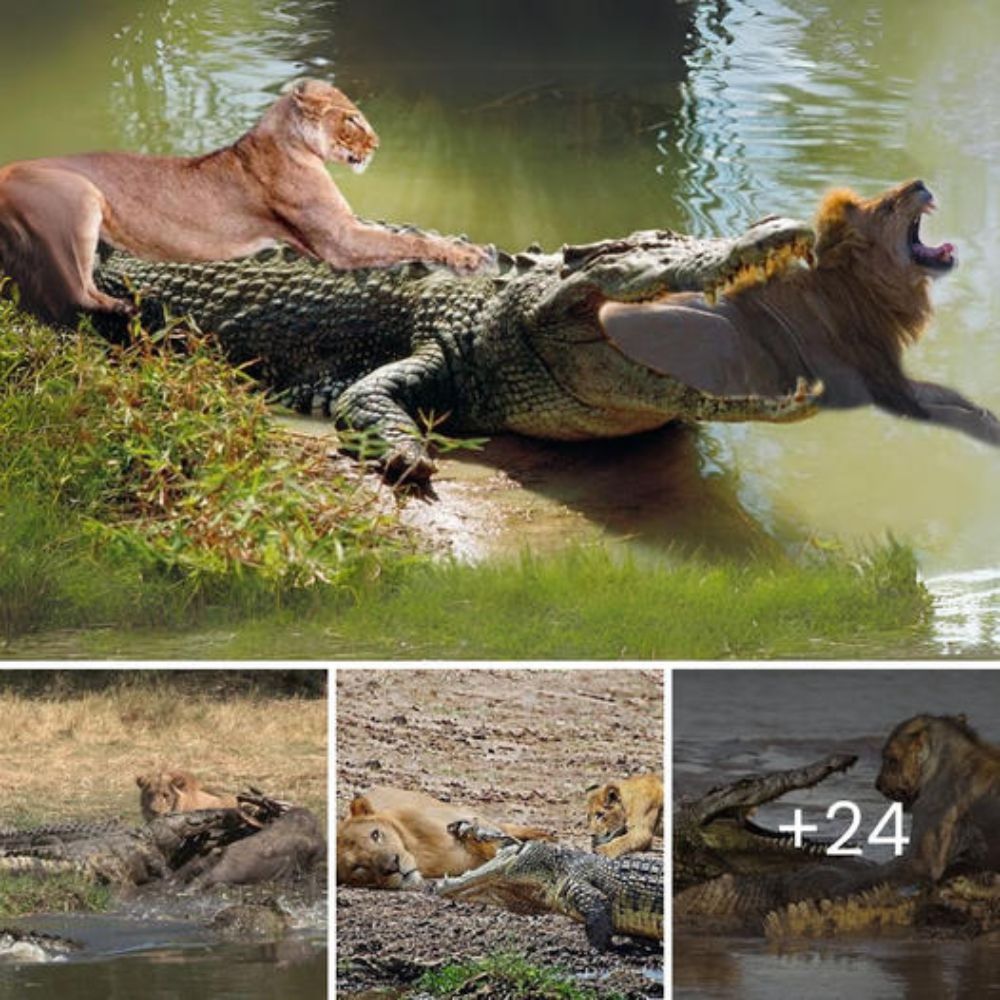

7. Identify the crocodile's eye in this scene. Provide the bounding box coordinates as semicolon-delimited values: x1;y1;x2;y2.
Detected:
370;828;383;843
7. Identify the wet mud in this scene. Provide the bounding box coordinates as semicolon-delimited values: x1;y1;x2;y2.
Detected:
282;417;787;564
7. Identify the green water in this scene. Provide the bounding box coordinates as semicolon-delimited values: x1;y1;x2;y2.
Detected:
3;0;1000;652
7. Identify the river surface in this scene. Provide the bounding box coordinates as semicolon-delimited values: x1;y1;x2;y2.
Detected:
674;669;1000;998
2;1;1000;654
0;909;326;1000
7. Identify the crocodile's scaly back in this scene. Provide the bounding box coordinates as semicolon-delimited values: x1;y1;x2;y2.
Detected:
93;216;818;481
436;841;663;950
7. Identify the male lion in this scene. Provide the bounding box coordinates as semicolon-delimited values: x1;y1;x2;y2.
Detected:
136;770;238;821
599;179;1000;446
876;714;1000;881
0;79;490;324
337;786;554;890
585;773;663;857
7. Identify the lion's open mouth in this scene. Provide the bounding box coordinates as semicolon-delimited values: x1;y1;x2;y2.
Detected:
909;194;955;272
346;151;374;175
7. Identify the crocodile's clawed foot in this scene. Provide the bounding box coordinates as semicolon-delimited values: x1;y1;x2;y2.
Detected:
382;446;437;487
447;819;520;848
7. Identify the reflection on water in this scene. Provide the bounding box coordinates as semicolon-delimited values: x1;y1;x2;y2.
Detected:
0;898;327;999
926;569;1000;656
0;942;326;1000
674;670;1000;998
675;935;1000;1000
2;0;1000;652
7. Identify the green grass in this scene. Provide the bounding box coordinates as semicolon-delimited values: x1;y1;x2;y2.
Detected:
0;298;931;658
416;953;628;1000
0;299;413;640
0;872;112;917
247;540;930;659
53;537;929;659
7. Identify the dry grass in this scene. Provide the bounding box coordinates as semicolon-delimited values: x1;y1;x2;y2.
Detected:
0;689;327;826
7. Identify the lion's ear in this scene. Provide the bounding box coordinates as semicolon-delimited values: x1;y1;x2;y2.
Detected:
136;775;148;789
169;772;189;790
604;785;621;805
291;79;334;120
814;187;863;257
584;782;601;793
349;795;375;818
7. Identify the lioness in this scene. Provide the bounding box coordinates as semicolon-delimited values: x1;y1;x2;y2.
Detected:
585;773;663;857
0;79;490;324
136;770;238;821
876;713;1000;882
337;786;554;890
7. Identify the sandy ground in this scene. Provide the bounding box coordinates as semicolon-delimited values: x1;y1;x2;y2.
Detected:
335;668;664;998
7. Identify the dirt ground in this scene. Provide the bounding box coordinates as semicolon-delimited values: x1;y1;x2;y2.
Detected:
335;668;664;999
284;416;780;564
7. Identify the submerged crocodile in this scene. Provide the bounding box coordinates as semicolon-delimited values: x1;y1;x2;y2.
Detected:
86;180;999;483
92;218;820;482
0;928;81;964
436;840;663;950
0;796;325;887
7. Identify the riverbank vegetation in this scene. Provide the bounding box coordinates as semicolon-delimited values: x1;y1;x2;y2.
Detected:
0;303;931;658
0;299;411;640
0;873;112;918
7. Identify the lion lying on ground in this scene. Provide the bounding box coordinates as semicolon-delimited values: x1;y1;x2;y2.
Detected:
586;773;663;857
337;786;554;889
136;770;238;821
0;78;490;324
876;713;1000;882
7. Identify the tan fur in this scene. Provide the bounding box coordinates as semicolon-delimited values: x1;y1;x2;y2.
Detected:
876;714;1000;882
336;786;554;890
0;79;490;324
812;180;934;347
585;773;663;858
136;770;237;822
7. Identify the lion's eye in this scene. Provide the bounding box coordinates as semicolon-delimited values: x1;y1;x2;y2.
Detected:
370;829;383;843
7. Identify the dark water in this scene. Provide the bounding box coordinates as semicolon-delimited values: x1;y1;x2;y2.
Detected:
0;911;326;1000
674;670;1000;998
2;0;1000;654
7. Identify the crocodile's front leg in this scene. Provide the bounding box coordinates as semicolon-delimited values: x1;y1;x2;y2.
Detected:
333;342;452;483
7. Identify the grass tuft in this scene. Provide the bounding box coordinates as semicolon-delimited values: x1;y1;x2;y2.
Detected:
0;872;112;918
0;301;413;639
417;953;627;1000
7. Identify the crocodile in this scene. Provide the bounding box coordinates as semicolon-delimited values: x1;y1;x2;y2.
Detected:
0;928;81;963
91;217;821;482
673;754;1000;938
435;840;663;950
83;179;1000;484
0;808;255;884
673;752;860;890
0;796;325;887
